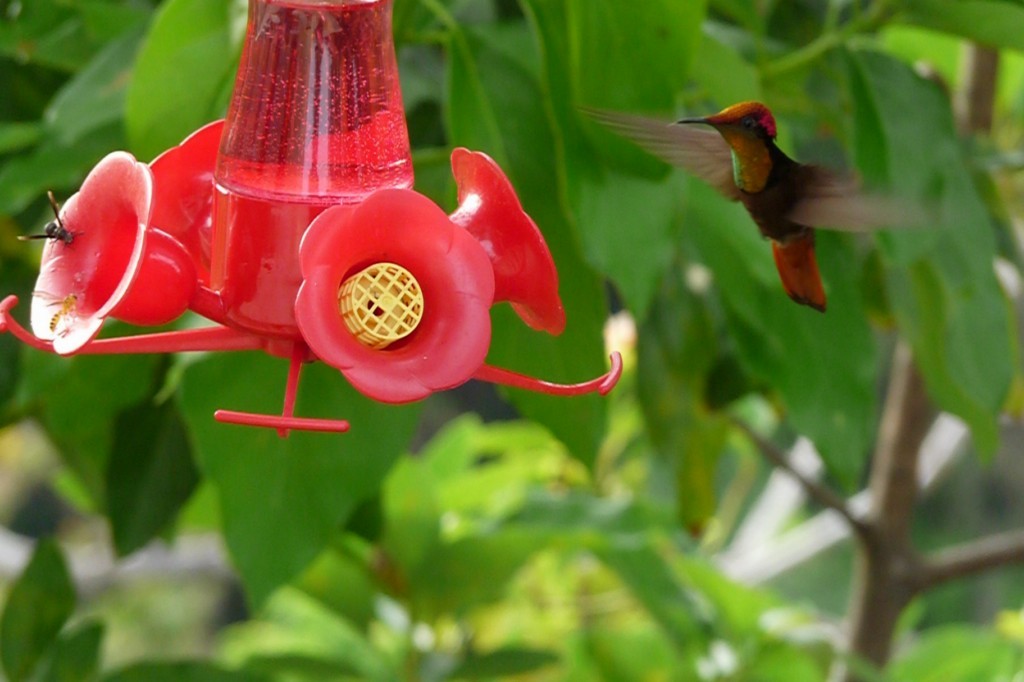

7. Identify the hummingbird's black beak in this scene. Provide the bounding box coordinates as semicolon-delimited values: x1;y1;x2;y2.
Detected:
675;116;709;126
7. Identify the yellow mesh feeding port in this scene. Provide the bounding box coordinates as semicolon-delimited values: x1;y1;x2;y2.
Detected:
339;262;425;349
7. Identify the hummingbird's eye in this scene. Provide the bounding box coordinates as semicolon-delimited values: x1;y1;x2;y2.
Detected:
741;115;756;129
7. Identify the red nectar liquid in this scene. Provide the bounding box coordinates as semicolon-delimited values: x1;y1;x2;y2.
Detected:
211;0;412;336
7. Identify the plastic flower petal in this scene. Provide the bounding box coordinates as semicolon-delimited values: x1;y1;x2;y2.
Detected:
150;119;224;283
449;147;566;335
30;152;154;354
295;188;495;403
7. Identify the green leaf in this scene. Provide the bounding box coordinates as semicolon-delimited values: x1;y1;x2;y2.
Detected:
847;49;1013;454
178;352;420;605
638;266;729;531
0;122;124;216
218;588;393;681
45;25;145;146
692;27;761;107
679;557;781;635
889;626;1021;682
577;625;686;681
125;0;239;160
524;0;706;319
500;490;707;646
107;398;199;556
566;0;707;109
0;122;43;155
0;258;37;408
597;544;703;651
19;350;163;505
450;648;559;678
744;646;824;681
102;662;266;682
900;0;1024;51
380;416;571;614
508;489;673;543
0;1;140;72
0;540;76;682
444;21;610;464
684;179;878;486
39;621;105;682
240;655;361;680
575;170;679;317
409;530;542;617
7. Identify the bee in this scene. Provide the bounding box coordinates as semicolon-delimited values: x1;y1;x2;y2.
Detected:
46;294;77;336
19;191;76;245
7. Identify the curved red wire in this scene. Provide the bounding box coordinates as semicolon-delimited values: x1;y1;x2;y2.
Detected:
0;295;54;352
214;410;351;434
473;351;622;396
0;294;263;355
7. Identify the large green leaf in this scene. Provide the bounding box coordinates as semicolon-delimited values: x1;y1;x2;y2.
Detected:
125;0;239;160
45;25;145;147
18;350;163;504
444;21;610;465
505;489;702;650
597;544;705;652
0;0;148;72
566;0;706;109
900;0;1024;52
178;352;420;605
638;266;730;531
692;26;761;107
450;648;559;678
218;588;394;681
574;169;680;318
381;416;567;616
107;398;199;556
102;662;267;682
0;122;124;216
0;122;43;155
889;626;1022;682
0;258;37;410
847;49;1013;454
409;530;542;617
684;178;878;486
508;489;674;543
524;0;706;320
39;621;104;682
0;540;76;682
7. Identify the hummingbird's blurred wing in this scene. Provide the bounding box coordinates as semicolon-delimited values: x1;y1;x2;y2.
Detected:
581;108;741;200
789;166;932;232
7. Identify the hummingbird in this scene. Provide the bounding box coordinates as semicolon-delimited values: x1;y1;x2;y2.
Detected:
585;101;917;312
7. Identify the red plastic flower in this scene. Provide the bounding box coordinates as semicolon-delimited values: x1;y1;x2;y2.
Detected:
449;148;566;335
30;152;154;354
150;119;224;284
295;188;495;403
30;151;199;354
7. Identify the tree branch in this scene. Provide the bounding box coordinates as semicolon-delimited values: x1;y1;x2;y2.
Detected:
836;342;935;681
955;45;999;134
864;344;934;542
916;529;1024;591
729;417;868;538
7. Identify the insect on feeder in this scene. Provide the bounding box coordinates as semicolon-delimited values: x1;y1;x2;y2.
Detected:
0;0;621;436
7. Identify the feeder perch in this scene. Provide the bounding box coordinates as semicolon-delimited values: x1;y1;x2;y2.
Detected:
1;0;621;436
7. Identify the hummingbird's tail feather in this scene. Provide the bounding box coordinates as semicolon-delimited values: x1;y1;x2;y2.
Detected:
771;235;826;312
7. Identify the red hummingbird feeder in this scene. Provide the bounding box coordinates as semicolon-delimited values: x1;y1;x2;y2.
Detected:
0;0;621;436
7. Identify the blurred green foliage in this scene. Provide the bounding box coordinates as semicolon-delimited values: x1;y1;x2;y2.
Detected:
1;0;1023;679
